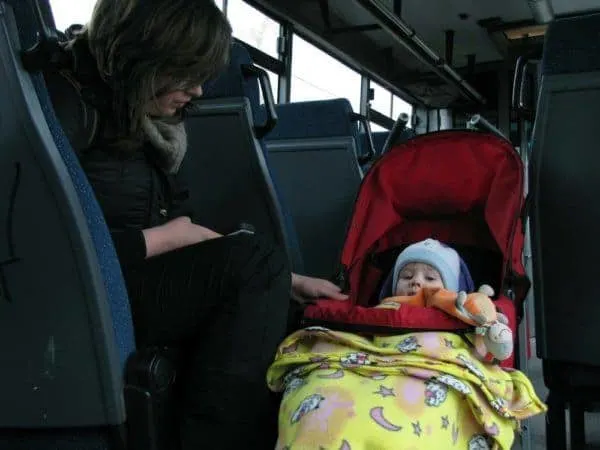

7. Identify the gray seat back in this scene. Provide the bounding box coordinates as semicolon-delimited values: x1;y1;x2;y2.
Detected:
182;98;289;252
0;0;133;445
530;12;600;366
264;99;363;279
0;1;134;447
181;42;302;270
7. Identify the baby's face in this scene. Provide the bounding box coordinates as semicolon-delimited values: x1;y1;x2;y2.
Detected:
394;263;444;296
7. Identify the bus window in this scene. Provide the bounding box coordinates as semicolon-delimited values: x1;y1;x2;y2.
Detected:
370;122;389;132
290;35;361;112
370;81;392;118
370;82;413;129
227;0;280;58
50;0;95;30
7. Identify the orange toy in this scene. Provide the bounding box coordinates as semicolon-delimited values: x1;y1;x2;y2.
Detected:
378;285;513;362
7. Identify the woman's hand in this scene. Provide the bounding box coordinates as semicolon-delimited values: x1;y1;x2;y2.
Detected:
143;216;221;258
167;216;222;245
291;273;349;304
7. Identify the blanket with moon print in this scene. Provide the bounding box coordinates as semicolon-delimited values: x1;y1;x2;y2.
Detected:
267;327;546;450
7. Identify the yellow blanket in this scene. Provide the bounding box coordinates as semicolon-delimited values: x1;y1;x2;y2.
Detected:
267;327;546;450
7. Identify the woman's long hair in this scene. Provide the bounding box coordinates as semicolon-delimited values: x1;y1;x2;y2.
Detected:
80;0;232;141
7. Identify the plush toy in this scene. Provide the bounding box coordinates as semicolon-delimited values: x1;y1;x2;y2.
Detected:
458;285;513;362
474;311;513;363
378;284;513;362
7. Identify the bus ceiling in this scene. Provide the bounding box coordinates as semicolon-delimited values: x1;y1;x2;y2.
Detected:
352;0;487;106
249;0;489;108
250;0;597;109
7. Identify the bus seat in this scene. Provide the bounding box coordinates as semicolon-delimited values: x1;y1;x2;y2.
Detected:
182;42;304;272
264;99;363;280
531;11;600;368
358;130;389;173
203;41;261;116
265;98;358;141
372;131;390;155
359;130;389;158
529;12;600;450
1;1;176;448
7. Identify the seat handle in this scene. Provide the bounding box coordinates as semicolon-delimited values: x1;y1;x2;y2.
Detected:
351;113;375;165
241;64;278;139
20;0;65;72
511;50;542;120
466;114;508;140
381;112;409;154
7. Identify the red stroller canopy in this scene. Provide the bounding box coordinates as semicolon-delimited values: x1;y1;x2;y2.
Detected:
341;130;528;310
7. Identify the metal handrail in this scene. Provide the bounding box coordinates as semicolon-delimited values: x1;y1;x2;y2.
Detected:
354;0;487;105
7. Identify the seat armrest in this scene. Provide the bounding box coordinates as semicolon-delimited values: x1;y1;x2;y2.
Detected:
124;348;179;450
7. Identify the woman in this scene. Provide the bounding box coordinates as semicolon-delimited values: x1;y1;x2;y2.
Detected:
45;0;347;448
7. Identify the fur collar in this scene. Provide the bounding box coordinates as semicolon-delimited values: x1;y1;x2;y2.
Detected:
141;116;188;174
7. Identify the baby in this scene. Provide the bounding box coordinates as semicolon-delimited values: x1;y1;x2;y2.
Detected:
392;237;459;296
378;238;513;362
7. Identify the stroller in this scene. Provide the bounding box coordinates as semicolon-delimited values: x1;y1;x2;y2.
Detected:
303;129;530;369
266;130;547;450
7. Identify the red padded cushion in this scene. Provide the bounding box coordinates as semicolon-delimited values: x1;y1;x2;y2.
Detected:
304;295;516;368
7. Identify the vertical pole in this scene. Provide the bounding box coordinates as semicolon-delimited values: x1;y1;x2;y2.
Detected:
393;0;402;18
360;76;370;117
467;54;476;77
517;82;534;450
277;22;293;104
445;30;455;67
497;61;511;138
